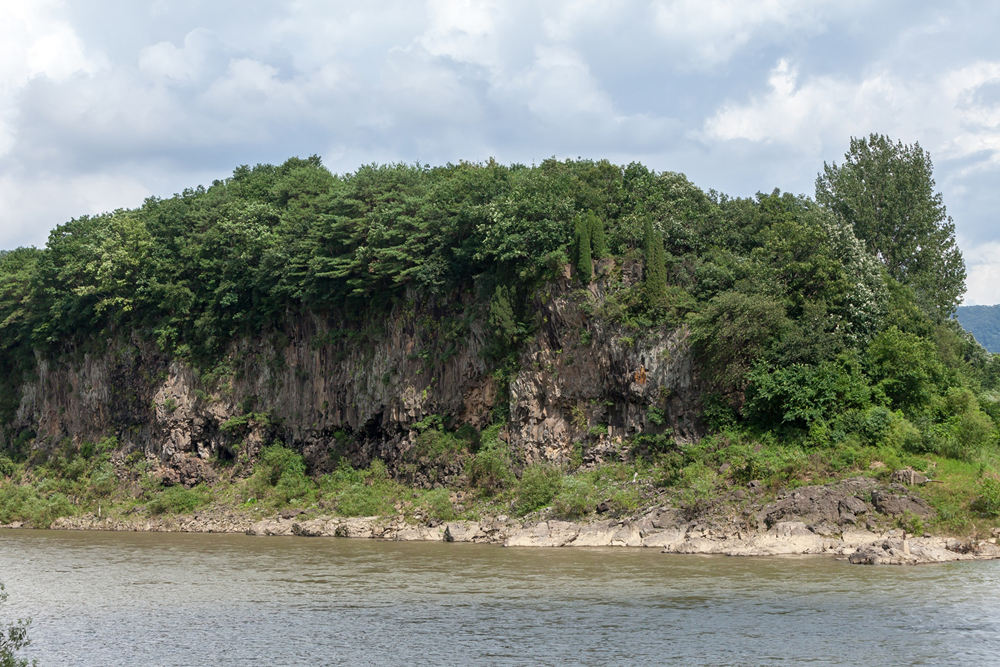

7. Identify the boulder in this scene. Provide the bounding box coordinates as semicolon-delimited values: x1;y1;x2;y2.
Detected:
444;522;484;543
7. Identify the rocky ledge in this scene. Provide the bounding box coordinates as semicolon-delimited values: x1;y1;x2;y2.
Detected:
240;513;1000;566
26;476;1000;565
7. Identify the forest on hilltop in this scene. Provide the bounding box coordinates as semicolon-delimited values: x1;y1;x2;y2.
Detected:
2;134;1000;529
0;135;992;443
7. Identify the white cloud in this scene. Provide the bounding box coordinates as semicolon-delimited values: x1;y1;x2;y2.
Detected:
961;241;1000;306
704;57;1000;163
650;0;855;68
138;28;224;83
0;0;103;156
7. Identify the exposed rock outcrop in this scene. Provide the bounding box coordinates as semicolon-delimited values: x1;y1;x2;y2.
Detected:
11;272;702;476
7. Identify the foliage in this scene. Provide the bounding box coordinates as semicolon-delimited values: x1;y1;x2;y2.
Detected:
573;213;592;282
588;211;608;260
973;477;1000;517
817;134;965;320
249;444;313;504
147;484;212;515
642;218;667;310
466;424;513;493
0;484;74;528
320;459;404;517
514;463;563;515
0;582;35;667
745;353;873;429
864;326;944;414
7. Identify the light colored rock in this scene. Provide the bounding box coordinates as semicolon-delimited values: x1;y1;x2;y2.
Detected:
444;522;484;543
394;525;445;541
247;519;294;536
610;523;643;547
841;528;881;545
569;521;617;546
641;528;688;548
504;521;579;547
336;517;387;539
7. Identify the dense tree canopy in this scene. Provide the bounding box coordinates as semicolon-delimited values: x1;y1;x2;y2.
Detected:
0;151;993;450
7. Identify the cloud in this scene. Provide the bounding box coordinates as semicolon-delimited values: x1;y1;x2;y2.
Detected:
0;1;999;302
650;0;857;68
138;28;227;83
961;241;1000;306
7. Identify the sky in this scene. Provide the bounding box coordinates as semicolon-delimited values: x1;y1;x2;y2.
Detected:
2;0;1000;303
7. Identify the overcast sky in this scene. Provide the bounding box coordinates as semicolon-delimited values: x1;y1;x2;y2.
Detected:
3;0;1000;302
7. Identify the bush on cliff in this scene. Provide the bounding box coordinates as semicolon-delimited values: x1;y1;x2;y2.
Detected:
249;444;313;505
514;464;562;516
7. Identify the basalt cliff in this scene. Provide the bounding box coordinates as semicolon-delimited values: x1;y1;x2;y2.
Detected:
12;264;701;484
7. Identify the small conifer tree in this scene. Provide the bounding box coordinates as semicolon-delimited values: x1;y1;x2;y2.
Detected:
574;214;592;283
588;211;607;260
489;285;519;346
643;218;667;310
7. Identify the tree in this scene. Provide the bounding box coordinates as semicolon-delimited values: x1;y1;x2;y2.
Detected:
816;134;965;320
573;213;592;282
642;218;667;309
587;211;607;260
0;582;35;667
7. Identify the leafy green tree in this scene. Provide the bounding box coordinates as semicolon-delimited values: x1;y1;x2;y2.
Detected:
574;213;592;282
744;353;873;428
816;134;965;320
1;582;35;667
489;285;521;349
690;290;792;391
865;326;945;414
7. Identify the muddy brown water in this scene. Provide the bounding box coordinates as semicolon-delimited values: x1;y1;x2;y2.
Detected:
1;529;999;666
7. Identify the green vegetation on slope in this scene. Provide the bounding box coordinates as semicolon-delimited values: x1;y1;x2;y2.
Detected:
956;305;1000;353
1;134;1000;535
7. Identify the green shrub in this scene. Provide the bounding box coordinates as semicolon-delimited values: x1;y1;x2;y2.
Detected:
466;424;513;493
865;326;944;414
973;477;1000;517
884;413;923;452
0;484;75;527
552;477;598;519
952;410;995;460
420;488;457;521
322;460;399;517
0;457;14;478
515;464;563;516
147;484;211;515
680;462;718;501
251;443;313;503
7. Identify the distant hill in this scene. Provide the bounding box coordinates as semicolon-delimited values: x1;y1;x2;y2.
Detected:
956;305;1000;353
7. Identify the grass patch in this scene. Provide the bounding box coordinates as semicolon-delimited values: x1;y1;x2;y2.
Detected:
147;484;212;515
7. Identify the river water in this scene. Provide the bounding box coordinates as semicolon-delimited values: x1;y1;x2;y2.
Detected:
1;530;999;666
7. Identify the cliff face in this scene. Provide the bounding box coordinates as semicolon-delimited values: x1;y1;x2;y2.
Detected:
12;266;703;478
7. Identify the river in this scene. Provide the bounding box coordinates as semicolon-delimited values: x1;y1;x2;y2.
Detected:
1;529;998;666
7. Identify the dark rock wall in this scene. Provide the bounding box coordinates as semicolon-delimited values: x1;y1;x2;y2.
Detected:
12;271;704;472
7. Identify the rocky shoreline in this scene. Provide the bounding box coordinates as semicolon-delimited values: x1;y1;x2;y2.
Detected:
4;476;996;566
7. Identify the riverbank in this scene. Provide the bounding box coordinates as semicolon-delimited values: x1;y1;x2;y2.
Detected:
11;475;997;565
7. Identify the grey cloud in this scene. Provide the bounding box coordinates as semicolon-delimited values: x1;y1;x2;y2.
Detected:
1;0;999;303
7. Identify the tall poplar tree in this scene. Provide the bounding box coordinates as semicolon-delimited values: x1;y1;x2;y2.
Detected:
816;134;966;320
